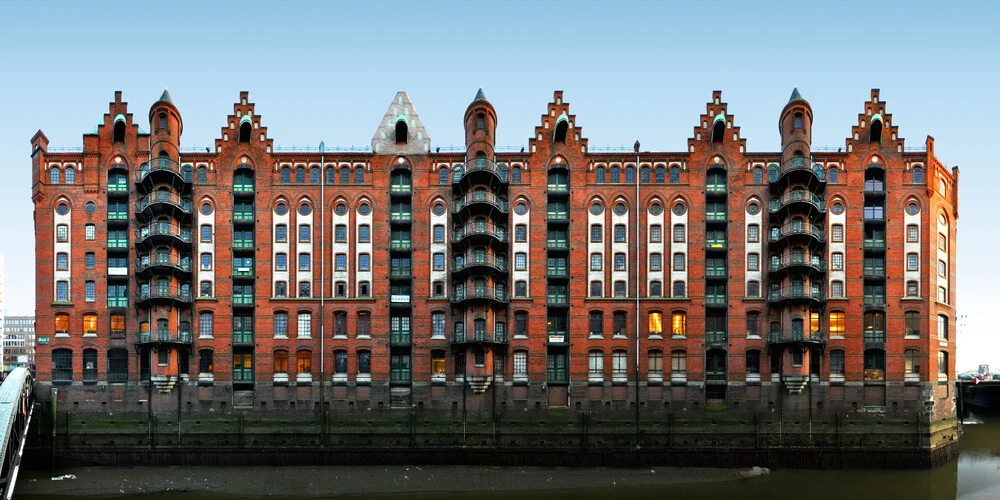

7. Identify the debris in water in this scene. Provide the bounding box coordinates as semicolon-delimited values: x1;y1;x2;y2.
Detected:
52;474;77;481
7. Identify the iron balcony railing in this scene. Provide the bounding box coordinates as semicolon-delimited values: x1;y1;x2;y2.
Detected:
452;223;507;243
233;210;255;222
389;239;411;250
107;183;129;194
233;239;255;251
452;192;509;213
137;287;192;303
453;158;508;183
769;222;825;242
773;157;826;182
768;330;826;344
547;239;569;249
705;332;728;345
107;238;129;249
390;211;412;222
136;224;193;244
705;239;727;250
768;256;826;273
768;288;825;302
453;329;508;344
136;157;188;183
547;266;568;277
390;369;411;383
705;266;727;278
233;294;255;306
390;182;412;193
136;256;192;274
453;255;508;273
547;294;569;305
134;330;193;344
706;183;727;194
705;295;728;306
769;191;825;212
232;331;254;344
108;211;130;221
135;192;193;214
706;212;727;222
390;331;411;345
863;238;886;249
451;286;508;304
863;330;886;344
390;267;412;278
547;183;569;193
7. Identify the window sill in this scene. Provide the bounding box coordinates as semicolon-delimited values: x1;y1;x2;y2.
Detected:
431;335;446;340
742;296;765;301
356;335;371;340
297;335;312;340
331;335;347;340
671;335;687;340
513;335;529;340
900;297;923;301
647;334;662;341
829;335;845;340
612;335;627;340
196;297;219;302
83;333;97;338
52;301;74;307
200;335;214;340
356;374;371;385
747;335;761;340
273;335;288;340
55;333;70;338
904;335;920;340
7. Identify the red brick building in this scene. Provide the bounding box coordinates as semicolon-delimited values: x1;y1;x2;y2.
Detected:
30;88;958;418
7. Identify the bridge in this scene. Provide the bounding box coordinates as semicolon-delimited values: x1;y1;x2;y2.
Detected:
0;368;34;500
957;379;1000;417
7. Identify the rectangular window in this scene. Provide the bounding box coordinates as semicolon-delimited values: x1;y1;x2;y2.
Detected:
673;281;685;298
615;253;626;271
275;253;287;271
56;252;68;271
614;224;626;242
514;351;527;376
590;253;602;271
907;253;918;271
938;315;948;339
335;253;346;271
56;281;69;301
829;312;845;336
200;281;211;297
747;253;759;271
939;352;948;376
907;281;918;297
84;252;95;269
200;253;211;270
591;224;602;243
907;225;918;243
590;281;602;297
359;253;370;271
56;224;68;242
515;253;527;271
830;351;845;376
589;312;604;337
671;352;687;379
673;253;685;271
673;224;685;243
433;252;445;271
433;224;445;243
275;224;287;243
614;281;626;297
938;260;947;278
650;253;662;272
359;224;371;243
201;225;212;242
299;224;310;243
515;224;527;242
299;281;311;297
747;224;759;243
199;312;213;338
298;312;312;338
299;253;310;271
747;312;760;337
939;286;947;303
358;351;371;375
650;224;662;243
85;281;95;302
832;253;843;271
747;281;760;297
335;224;347;243
832;281;844;298
85;224;95;240
938;233;947;252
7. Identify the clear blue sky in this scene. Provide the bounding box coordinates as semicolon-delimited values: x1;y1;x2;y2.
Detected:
1;1;996;370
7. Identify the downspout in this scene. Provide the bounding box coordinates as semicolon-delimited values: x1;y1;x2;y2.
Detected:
634;141;641;447
319;142;326;435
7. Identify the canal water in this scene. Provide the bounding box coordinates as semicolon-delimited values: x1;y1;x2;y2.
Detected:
17;413;1000;500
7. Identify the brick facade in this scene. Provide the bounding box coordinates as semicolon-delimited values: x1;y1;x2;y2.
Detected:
30;88;959;419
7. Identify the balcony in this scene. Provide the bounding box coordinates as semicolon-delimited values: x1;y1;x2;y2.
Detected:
547;266;568;278
705;332;728;347
233;294;255;308
232;331;254;345
107;211;130;223
233;265;254;279
547;183;569;194
107;183;129;195
390;182;412;194
136;255;192;276
390;331;411;345
107;297;128;308
769;191;825;214
453;255;507;277
134;330;193;346
768;256;826;276
135;192;193;219
863;265;886;277
863;330;886;347
547;210;569;222
546;239;569;250
547;294;569;306
453;158;508;184
768;330;826;346
453;223;507;246
547;331;569;344
135;224;193;247
390;369;412;383
137;286;192;305
768;287;825;304
451;286;508;305
706;183;727;195
136;157;190;189
107;238;129;250
771;157;825;188
232;239;255;252
768;222;825;245
453;329;508;345
452;192;509;215
390;239;412;251
863;296;886;311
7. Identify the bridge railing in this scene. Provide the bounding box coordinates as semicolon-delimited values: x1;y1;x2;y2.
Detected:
0;367;34;500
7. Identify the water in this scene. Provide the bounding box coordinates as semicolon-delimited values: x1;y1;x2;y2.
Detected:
18;413;1000;500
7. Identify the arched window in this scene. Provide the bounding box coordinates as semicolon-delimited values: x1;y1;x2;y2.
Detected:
108;348;129;383
828;167;838;184
82;349;97;381
395;119;408;143
712;118;725;143
309;167;320;184
870;116;883;144
325;166;335;184
753;167;763;184
768;164;778;182
238;120;251;143
439;167;449;184
641;167;650;183
65;167;75;184
611;167;620;183
669;166;680;184
596;167;605;184
273;349;289;375
340;167;350;184
511;166;521;184
912;166;923;184
50;167;60;184
113;118;126;143
52;348;73;382
295;166;305;184
554;119;568;143
626;166;635;183
655;166;665;183
355;167;364;184
864;349;885;381
280;167;291;183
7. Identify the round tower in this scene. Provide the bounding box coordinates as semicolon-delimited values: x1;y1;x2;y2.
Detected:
149;89;183;161
464;88;497;159
779;87;812;161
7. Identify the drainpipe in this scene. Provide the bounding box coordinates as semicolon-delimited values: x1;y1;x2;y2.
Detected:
634;140;641;447
319;142;326;435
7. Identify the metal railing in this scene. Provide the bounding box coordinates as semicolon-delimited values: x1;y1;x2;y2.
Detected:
137;287;192;302
452;191;509;213
768;330;826;343
768;288;825;302
453;255;508;273
136;255;192;273
136;157;189;183
769;191;825;212
453;330;508;344
136;224;193;244
768;256;826;273
769;222;825;242
451;287;508;303
452;223;507;243
453;158;509;183
134;330;193;344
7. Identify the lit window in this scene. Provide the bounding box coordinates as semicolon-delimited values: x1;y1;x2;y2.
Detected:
648;312;662;335
671;312;686;336
829;312;845;336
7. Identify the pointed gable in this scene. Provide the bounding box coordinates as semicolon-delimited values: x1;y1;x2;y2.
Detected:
844;89;906;153
687;90;747;154
371;91;431;155
213;91;274;155
528;91;588;154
